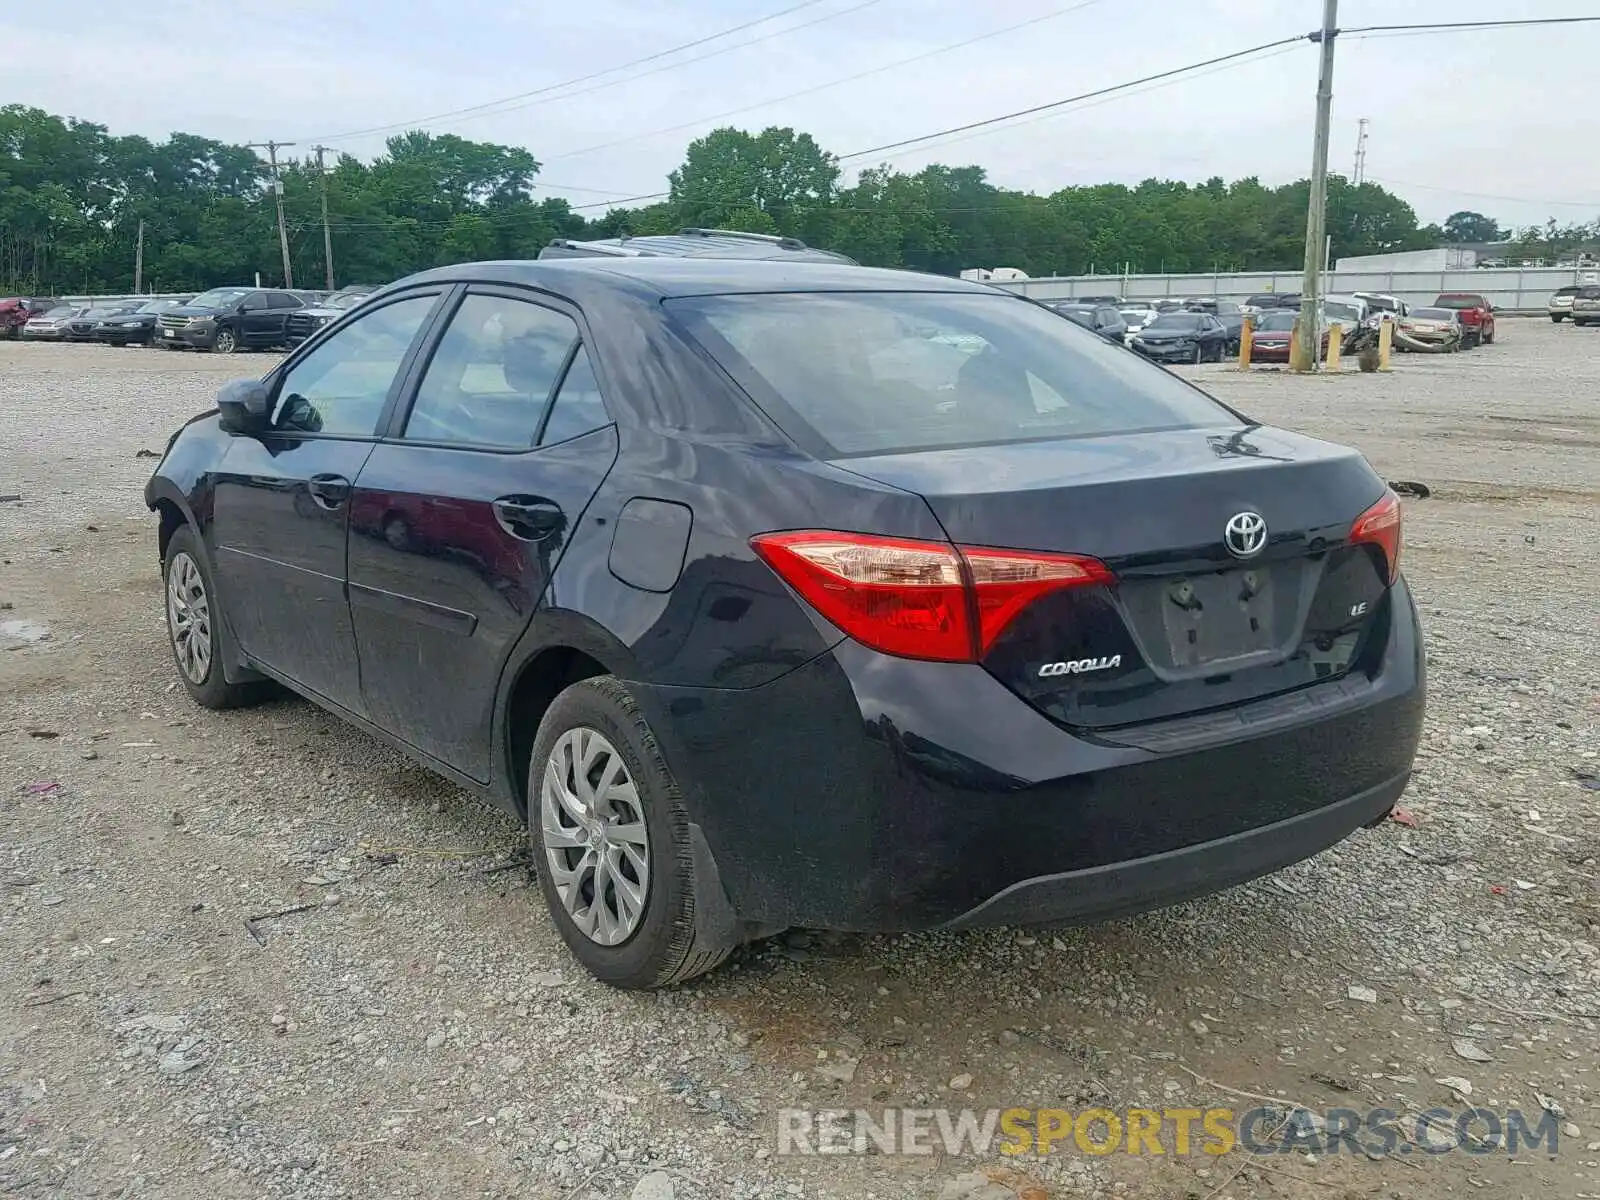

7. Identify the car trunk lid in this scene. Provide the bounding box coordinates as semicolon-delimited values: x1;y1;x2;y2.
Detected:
838;425;1395;730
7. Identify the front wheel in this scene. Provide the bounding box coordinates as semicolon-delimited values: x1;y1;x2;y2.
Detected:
529;676;733;989
1190;345;1202;365
1551;314;1564;323
211;328;238;354
163;526;269;709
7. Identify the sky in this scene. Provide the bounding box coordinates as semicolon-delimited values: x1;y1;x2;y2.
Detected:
6;0;1599;232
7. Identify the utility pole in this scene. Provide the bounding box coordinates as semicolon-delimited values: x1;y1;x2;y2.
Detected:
247;140;296;289
1352;117;1369;185
133;219;145;294
1294;0;1338;373
312;145;335;291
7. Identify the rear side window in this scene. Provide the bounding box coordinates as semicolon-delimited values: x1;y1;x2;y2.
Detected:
404;294;579;448
669;291;1237;458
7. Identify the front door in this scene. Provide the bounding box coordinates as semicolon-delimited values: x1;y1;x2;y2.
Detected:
347;288;618;779
210;291;444;712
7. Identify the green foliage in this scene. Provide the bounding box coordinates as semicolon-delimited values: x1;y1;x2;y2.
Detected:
6;105;1563;294
1441;210;1502;244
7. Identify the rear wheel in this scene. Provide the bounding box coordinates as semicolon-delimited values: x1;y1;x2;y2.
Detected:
1551;314;1564;323
529;676;732;989
163;526;269;710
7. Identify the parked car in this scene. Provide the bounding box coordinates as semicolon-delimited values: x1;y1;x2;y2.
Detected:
156;287;307;352
1050;302;1128;345
541;228;857;264
1569;286;1600;326
1396;307;1463;351
1119;305;1159;344
1354;292;1407;320
145;258;1423;990
1;296;61;338
20;303;89;340
286;285;381;343
93;297;196;347
1247;310;1328;363
1547;285;1580;323
1130;311;1231;363
65;301;147;342
1186;298;1246;351
1431;293;1494;347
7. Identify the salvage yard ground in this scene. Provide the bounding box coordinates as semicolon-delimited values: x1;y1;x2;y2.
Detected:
2;320;1597;1200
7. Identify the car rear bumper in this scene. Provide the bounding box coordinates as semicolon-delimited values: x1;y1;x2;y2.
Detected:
636;579;1426;932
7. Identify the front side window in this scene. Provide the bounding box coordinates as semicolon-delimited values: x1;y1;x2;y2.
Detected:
671;291;1237;458
404;294;579;448
271;295;437;436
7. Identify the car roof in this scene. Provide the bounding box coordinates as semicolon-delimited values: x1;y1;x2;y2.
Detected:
394;257;992;299
541;229;858;265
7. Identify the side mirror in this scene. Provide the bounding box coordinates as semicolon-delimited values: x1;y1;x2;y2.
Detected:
217;378;270;435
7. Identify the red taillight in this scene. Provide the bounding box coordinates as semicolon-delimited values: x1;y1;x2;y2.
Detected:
750;531;1112;663
1350;490;1402;585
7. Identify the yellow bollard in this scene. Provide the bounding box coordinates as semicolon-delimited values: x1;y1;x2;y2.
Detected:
1237;317;1253;369
1378;317;1393;371
1326;322;1342;372
1288;318;1305;371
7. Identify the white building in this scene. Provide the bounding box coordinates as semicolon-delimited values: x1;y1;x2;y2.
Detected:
1333;248;1476;272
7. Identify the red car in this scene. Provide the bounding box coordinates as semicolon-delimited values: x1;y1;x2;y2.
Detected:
1247;311;1328;363
1433;293;1495;348
1;296;61;339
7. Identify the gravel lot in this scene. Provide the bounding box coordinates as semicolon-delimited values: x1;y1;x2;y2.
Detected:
2;323;1597;1200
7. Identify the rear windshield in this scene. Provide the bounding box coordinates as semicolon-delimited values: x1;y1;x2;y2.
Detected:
1433;295;1483;308
1410;308;1453;320
669;291;1237;457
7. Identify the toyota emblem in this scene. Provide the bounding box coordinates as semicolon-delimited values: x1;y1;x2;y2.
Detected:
1224;511;1267;558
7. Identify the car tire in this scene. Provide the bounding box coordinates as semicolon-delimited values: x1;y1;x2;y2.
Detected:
1550;314;1564;323
1190;345;1202;365
163;525;269;710
529;676;733;990
1576;319;1590;327
211;328;238;354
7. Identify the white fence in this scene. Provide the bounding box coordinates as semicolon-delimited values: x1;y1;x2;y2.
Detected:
996;266;1596;313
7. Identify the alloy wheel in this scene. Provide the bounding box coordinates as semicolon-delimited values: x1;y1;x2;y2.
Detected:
539;727;650;946
213;329;237;353
166;551;213;684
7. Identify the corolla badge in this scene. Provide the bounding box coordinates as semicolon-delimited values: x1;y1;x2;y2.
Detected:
1039;655;1121;678
1224;510;1268;558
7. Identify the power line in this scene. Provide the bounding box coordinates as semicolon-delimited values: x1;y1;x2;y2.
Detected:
306;0;877;144
543;0;1106;162
1340;15;1600;36
834;34;1313;163
561;33;1316;212
1365;176;1600;210
822;39;1304;165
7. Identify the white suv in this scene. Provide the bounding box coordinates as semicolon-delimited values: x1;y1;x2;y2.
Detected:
1549;285;1580;323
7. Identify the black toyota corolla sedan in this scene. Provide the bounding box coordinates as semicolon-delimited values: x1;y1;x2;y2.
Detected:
144;259;1425;989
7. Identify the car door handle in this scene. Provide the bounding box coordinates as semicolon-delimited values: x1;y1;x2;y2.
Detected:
492;496;564;542
307;474;351;510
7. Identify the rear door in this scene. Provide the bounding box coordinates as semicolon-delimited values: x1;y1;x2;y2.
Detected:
210;290;445;712
346;287;619;779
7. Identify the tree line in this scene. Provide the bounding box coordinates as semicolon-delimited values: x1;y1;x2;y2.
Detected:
3;104;1593;295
